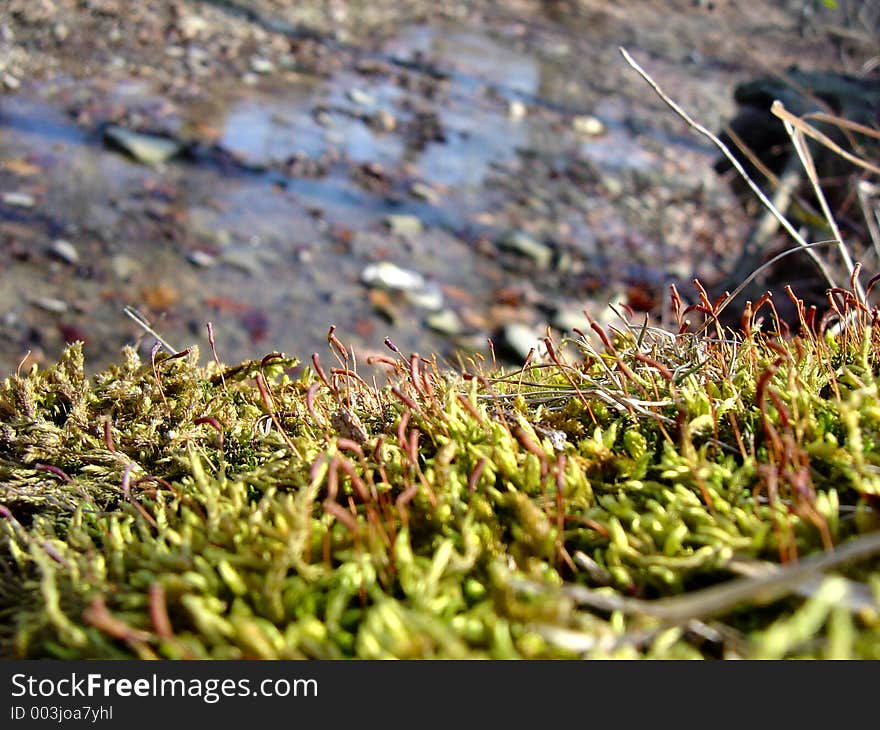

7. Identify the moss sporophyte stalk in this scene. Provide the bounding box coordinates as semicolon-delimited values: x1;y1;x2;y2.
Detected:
2;291;880;658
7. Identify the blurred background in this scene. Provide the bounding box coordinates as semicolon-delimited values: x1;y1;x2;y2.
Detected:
0;0;877;374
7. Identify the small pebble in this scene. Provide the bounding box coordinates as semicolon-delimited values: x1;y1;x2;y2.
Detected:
178;15;208;40
362;261;426;292
347;88;377;107
32;297;69;314
572;115;605;136
551;306;591;334
409;182;439;204
2;191;35;207
362;262;444;311
370;110;396;132
499;323;546;362
48;239;79;265
104;126;184;165
250;57;275;74
508;100;527;120
426;309;464;336
220;248;264;275
497;230;553;269
383;214;424;236
406;283;444;312
110;254;139;281
187;250;217;268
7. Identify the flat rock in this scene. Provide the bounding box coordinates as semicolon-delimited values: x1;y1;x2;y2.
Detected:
250;57;275;74
383;214;424;236
368;110;396;132
409;182;439;203
426;308;463;335
551;306;589;334
347;88;377;107
405;283;443;311
361;261;444;311
104;125;184;165
498;322;546;362
362;261;426;292
110;254;139;281
497;230;553;269
2;191;35;207
220;246;276;275
187;250;217;268
177;15;207;39
572;115;605;136
508;100;528;120
552;298;623;335
48;239;79;264
31;296;68;313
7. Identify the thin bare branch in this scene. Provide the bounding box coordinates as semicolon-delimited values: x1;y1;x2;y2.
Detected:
618;47;838;292
777;107;880;184
124;306;177;354
513;529;880;624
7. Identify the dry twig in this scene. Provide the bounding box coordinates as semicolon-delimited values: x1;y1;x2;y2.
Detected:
618;47;840;309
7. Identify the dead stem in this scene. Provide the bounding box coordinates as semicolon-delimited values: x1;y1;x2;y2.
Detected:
514;529;880;624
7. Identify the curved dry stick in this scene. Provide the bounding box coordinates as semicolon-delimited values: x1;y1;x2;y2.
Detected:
773;100;862;301
790;109;880;176
514;530;880;624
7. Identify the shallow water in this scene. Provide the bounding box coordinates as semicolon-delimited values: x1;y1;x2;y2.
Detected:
0;20;733;374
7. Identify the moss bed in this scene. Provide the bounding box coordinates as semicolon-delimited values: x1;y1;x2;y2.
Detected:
2;290;880;659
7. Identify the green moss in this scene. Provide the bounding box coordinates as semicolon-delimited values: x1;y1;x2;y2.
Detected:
2;312;880;659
